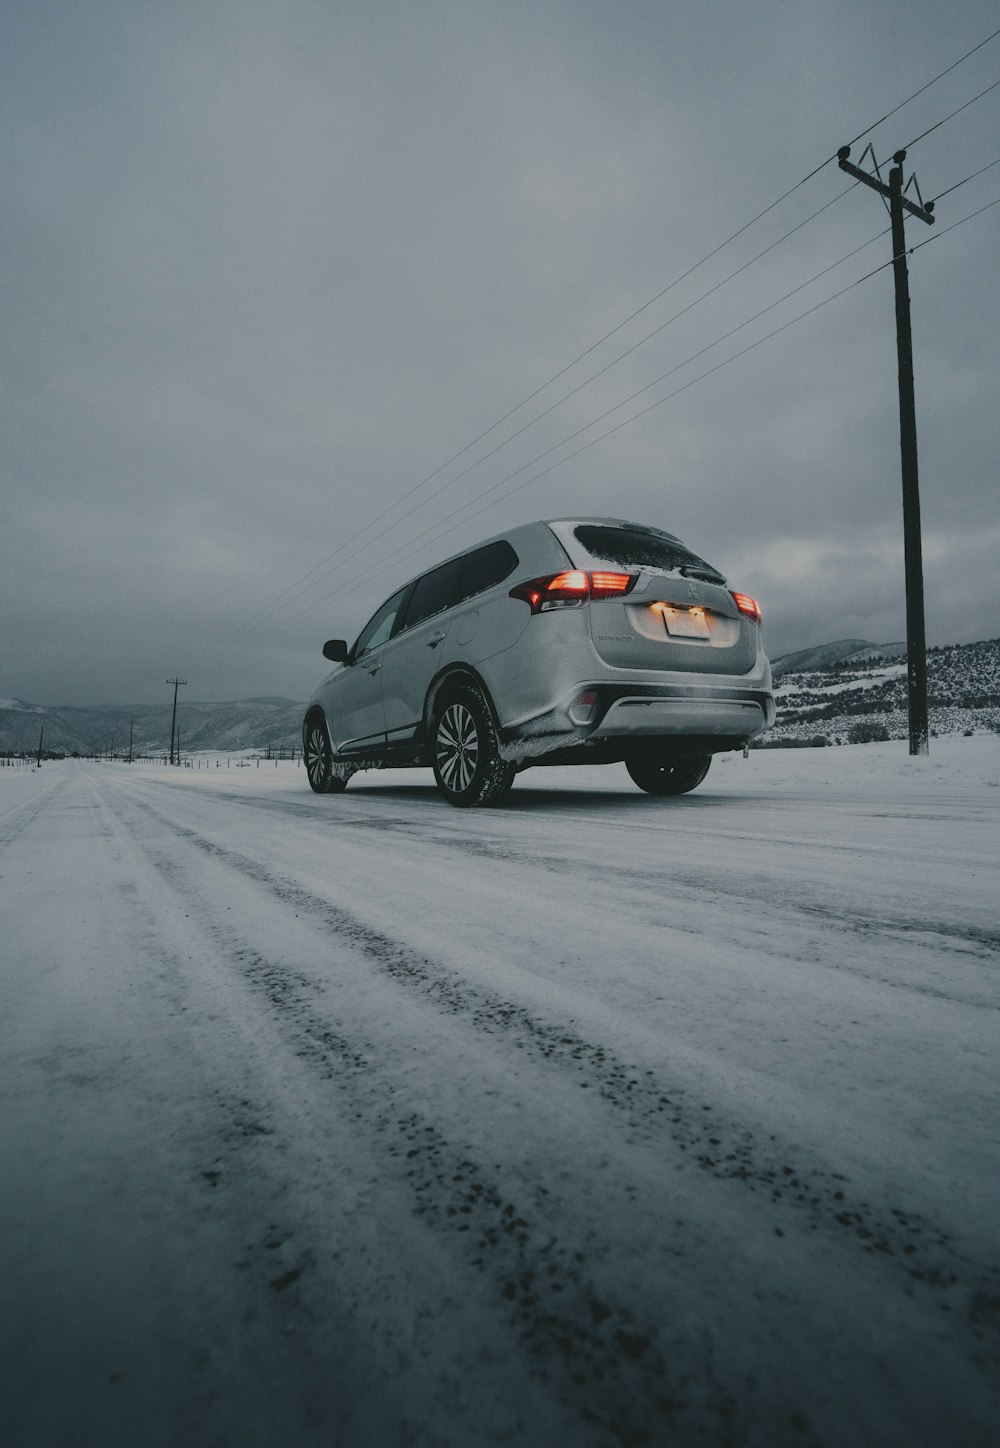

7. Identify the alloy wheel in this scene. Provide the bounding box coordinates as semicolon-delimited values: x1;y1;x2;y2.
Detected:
304;723;329;790
435;702;480;794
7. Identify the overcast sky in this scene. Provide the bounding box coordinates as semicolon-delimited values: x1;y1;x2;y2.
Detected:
3;0;998;705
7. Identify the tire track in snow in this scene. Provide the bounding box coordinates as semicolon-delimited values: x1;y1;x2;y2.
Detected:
120;789;1000;1342
85;786;606;1443
0;773;64;853
177;788;1000;968
103;797;745;1446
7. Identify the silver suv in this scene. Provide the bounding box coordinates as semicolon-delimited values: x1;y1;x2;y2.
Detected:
303;518;774;807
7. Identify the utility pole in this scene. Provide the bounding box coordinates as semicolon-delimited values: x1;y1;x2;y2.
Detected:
167;678;187;765
837;144;935;756
36;726;44;769
127;718;134;764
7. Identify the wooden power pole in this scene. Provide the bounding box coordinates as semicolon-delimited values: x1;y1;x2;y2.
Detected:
167;678;187;766
837;144;935;756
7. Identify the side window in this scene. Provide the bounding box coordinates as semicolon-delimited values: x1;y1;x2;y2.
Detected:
457;540;519;604
400;557;462;631
353;586;409;658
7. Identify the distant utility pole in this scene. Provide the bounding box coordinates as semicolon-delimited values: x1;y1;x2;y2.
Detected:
837;144;935;756
36;726;44;769
167;678;187;765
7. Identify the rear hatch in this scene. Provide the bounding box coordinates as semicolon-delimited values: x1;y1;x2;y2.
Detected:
548;520;757;675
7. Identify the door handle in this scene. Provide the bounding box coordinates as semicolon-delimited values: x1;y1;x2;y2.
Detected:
366;660;381;676
426;631;446;648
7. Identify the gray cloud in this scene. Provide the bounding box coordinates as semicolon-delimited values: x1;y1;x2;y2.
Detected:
2;0;998;703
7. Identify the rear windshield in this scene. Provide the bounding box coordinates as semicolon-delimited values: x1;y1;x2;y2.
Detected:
572;525;725;582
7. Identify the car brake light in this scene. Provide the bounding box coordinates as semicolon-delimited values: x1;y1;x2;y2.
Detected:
509;571;636;613
731;591;762;625
590;571;635;599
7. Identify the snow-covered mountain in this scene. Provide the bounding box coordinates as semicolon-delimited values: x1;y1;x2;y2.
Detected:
770;639;907;677
768;637;1000;745
0;696;305;756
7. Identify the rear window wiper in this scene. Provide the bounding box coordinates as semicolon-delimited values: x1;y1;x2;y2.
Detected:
679;564;724;583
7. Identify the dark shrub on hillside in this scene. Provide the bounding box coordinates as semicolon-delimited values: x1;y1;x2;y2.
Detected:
847;721;890;744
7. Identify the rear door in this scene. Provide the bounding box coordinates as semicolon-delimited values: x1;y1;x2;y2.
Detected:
438;539;524;668
380;556;463;744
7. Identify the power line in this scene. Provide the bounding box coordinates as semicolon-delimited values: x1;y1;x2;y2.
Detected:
255;231;898;642
910;191;1000;249
243;187;864;635
846;26;1000;148
435;196;1000;534
901;75;1000;150
206;28;1000;659
198;29;1000;669
930;154;1000;201
310;265;905;613
260;194;999;641
216;179;854;644
369;225;986;564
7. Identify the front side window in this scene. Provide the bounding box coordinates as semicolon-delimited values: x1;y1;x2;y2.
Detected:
401;557;462;631
353;586;409;658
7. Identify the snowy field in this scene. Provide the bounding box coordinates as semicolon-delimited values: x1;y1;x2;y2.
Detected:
2;740;999;1447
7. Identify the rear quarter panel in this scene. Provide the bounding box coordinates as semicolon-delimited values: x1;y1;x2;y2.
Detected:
437;522;570;686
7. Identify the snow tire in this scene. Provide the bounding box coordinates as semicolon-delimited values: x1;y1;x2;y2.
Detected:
303;715;348;795
432;683;515;809
626;753;711;796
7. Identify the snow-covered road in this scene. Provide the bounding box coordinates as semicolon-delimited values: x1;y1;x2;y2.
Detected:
3;743;999;1446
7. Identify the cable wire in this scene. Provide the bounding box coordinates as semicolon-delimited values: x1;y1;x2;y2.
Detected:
255;231;896;642
930;154;1000;201
242;187;863;635
197;28;1000;669
902;76;1000;150
910;191;1000;250
260;195;999;641
206;28;1000;660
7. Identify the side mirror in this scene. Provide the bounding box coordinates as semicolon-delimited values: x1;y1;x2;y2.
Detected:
322;639;349;663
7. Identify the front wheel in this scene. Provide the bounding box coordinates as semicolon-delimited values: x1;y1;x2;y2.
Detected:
432;684;515;808
626;753;711;796
303;716;348;795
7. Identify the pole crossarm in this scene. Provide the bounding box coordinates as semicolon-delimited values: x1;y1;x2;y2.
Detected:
838;147;936;225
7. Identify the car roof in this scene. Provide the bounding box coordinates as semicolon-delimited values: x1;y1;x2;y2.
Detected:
388;516;685;597
543;516;683;542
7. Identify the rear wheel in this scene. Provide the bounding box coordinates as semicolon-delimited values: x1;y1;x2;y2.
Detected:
303;716;348;795
626;753;711;796
432;684;515;808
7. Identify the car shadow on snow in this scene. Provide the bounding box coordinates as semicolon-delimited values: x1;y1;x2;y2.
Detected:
347;780;734;812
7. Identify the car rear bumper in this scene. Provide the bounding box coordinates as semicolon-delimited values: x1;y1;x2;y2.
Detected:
594;692;772;737
499;681;776;759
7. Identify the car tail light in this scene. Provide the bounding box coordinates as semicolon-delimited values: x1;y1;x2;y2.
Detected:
509;570;637;613
730;591;762;625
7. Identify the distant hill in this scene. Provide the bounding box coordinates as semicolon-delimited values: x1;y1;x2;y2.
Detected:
766;637;1000;745
771;639;906;677
0;696;304;756
5;637;999;756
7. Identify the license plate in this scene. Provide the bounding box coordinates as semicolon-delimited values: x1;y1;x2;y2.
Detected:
663;607;710;639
